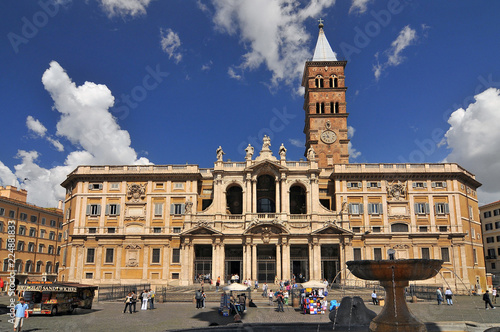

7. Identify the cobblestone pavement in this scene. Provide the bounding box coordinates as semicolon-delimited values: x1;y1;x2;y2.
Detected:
1;292;499;332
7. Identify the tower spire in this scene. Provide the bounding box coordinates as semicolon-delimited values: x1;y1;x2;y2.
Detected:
312;20;337;61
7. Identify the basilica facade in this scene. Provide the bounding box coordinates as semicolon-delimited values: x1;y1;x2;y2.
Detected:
58;24;486;292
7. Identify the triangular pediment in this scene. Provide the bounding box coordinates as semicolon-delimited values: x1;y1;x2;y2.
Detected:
312;223;353;235
181;224;222;236
246;160;288;173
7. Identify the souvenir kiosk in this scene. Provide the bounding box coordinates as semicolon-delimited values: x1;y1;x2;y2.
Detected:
299;280;329;315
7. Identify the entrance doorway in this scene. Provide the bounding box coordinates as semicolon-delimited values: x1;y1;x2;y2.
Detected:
194;244;212;282
321;244;340;283
225;245;243;283
257;245;276;283
290;245;309;282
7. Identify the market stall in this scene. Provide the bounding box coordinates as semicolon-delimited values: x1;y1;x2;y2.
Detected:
219;282;250;316
299;280;329;314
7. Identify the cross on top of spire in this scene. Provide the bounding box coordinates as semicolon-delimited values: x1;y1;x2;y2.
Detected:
318;18;324;28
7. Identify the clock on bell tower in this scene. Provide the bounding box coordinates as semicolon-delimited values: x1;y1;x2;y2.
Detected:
302;21;349;168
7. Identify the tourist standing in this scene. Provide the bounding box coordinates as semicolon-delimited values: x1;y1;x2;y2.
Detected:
371;290;378;305
492;288;497;304
436;287;443;305
483;290;495;309
202;291;206;308
149;289;155;309
216;276;220;292
262;283;268;297
268;289;274;305
254;279;258;290
276;291;284;312
284;290;289;305
195;289;203;309
141;289;148;310
131;291;137;312
13;297;28;332
123;293;133;314
444;288;453;305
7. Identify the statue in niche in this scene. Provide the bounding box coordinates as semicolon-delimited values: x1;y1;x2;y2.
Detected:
216;146;225;161
185;199;193;214
279;143;287;160
245;144;254;160
307;146;316;161
262;135;271;150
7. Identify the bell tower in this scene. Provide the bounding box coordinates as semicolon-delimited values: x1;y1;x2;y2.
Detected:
302;21;349;167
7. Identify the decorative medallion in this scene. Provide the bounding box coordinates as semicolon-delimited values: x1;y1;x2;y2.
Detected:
387;181;407;201
127;183;146;202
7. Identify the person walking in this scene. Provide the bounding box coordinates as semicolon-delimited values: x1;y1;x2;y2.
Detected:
254;279;259;290
436;287;443;305
201;291;206;309
195;289;202;309
13;297;29;332
444;288;453;305
371;290;378;305
123;293;133;314
262;283;268;298
268;289;274;306
131;291;137;312
492;287;497;304
483;290;495;309
141;289;148;310
276;291;284;312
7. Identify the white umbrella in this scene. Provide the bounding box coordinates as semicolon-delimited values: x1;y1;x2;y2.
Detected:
223;283;250;291
300;280;327;289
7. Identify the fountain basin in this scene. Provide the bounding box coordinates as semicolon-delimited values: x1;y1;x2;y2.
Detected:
346;259;443;281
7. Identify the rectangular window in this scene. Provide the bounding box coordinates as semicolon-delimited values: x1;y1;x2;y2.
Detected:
173;182;184;189
495;221;500;229
20;213;28;221
105;204;120;216
0;207;4;216
172;273;180;279
49;232;55;240
88;227;97;234
353;248;362;261
487;248;496;258
153;227;162;233
484;211;492;218
368;203;382;215
172;248;180;263
38;244;44;253
494;209;500;216
492;262;497;270
498;248;500;256
58;233;62;241
421;247;430;259
86;248;95;263
372;227;381;233
9;210;15;218
439;226;448;232
86;204;101;216
152;248;161;263
170;203;185;215
50;219;56;227
352;227;361;233
29;228;36;237
435;203;450;215
155;182;164;189
17;241;24;251
414;203;429;215
419;226;428;232
154;203;163;217
347;182;361;188
441;248;450;262
89;183;103;190
368;182;381;188
105;248;114;263
41;217;46;225
373;248;382;260
413;182;427;188
19;226;26;235
173;227;181;233
432;181;447;188
40;229;46;238
486;237;495;243
28;243;35;252
110;183;120;190
107;228;115;234
473;248;477;264
30;215;37;223
496;235;500;242
348;203;363;215
485;223;493;231
85;272;93;279
48;246;54;254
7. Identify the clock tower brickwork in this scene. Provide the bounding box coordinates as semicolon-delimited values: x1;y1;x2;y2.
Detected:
302;60;349;168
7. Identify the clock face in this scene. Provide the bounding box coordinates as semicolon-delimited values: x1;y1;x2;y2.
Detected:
320;130;337;144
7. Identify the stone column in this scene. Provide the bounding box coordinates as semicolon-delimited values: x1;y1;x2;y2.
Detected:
275;176;281;213
244;240;252;280
252;179;257;213
308;243;314;280
252;244;257;281
212;242;218;284
219;243;225;284
188;243;194;284
276;243;282;280
282;240;290;280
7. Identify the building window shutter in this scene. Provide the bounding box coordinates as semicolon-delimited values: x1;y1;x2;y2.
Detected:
444;203;449;214
105;204;110;215
348;204;352;214
423;182;427;188
347;182;351;188
367;204;372;215
412;182;416;188
359;204;364;214
116;204;121;215
431;182;436;188
414;203;418;214
96;204;101;215
88;184;93;190
378;203;383;214
170;204;175;215
181;204;185;214
425;203;430;214
86;205;91;215
377;182;381;188
443;182;447;188
99;184;103;189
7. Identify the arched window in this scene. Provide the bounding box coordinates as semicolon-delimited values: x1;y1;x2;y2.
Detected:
391;223;409;232
226;185;243;214
329;76;339;88
334;77;338;87
3;258;8;272
330;102;339;114
15;259;23;273
315;76;324;88
316;103;325;114
25;260;33;273
289;185;307;214
257;175;276;213
55;262;59;274
46;262;53;274
36;261;43;273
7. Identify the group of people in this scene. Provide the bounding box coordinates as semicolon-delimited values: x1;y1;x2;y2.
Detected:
123;289;155;313
194;289;207;309
436;287;454;305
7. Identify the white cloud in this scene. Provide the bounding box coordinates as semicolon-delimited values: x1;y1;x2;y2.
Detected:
347;126;361;159
349;0;372;14
0;61;150;207
160;28;182;63
98;0;154;18
227;67;242;80
288;138;304;148
0;161;18;187
202;60;213;71
26;116;47;137
47;137;64;152
373;25;418;81
444;88;500;199
209;0;335;89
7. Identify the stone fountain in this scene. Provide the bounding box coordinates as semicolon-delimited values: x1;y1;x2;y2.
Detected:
347;257;443;332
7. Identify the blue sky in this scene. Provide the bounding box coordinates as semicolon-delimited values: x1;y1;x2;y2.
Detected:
1;0;500;207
